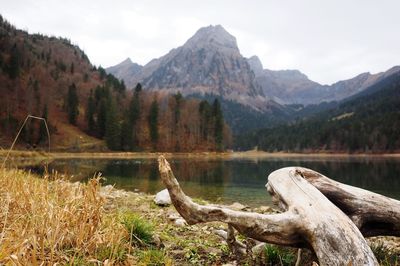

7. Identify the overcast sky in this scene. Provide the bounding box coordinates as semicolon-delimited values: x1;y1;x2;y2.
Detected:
2;0;400;84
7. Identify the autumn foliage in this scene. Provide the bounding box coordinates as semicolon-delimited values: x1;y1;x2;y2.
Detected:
0;15;231;152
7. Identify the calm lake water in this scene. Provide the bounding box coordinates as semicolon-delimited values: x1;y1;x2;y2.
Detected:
20;156;400;207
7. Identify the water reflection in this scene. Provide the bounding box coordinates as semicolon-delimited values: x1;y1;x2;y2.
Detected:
19;156;400;207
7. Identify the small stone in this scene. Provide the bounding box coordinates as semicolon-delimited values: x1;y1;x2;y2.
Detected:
214;229;228;239
174;218;187;227
228;202;248;211
167;213;181;221
152;234;163;248
205;247;222;255
169;249;186;257
222;261;237;266
154;189;171;206
256;205;273;213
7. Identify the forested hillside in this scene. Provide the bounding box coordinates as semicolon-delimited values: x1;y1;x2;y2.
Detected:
235;72;400;153
0;15;230;152
188;94;291;134
85;85;231;151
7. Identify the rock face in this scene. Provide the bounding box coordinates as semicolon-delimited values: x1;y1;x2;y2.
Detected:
248;56;400;105
249;56;321;104
154;189;171;206
106;58;142;89
107;25;268;110
107;25;400;108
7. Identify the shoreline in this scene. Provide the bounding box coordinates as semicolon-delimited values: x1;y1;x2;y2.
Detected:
1;161;399;264
1;150;400;160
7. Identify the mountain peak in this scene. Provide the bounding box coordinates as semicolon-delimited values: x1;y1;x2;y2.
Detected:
106;58;143;87
121;57;133;64
113;57;135;68
184;24;238;51
247;56;264;76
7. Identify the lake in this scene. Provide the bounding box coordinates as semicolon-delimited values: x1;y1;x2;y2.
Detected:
19;155;400;207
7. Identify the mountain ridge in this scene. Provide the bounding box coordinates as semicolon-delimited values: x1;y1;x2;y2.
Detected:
246;55;400;105
107;25;400;109
106;24;400;134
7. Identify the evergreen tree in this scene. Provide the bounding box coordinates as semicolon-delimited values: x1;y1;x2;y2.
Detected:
33;80;41;112
129;83;142;147
129;83;142;124
134;83;142;92
38;104;48;144
148;98;159;148
173;92;183;151
0;53;4;72
174;92;183;126
120;117;133;151
8;44;20;79
97;98;107;138
105;99;121;150
199;100;211;140
212;99;224;151
86;90;96;133
67;83;79;125
98;66;107;80
120;80;126;92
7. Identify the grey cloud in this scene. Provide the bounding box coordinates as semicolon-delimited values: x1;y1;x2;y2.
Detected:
2;0;399;84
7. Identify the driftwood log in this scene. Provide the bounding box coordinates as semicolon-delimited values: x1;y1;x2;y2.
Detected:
158;156;378;265
295;167;400;237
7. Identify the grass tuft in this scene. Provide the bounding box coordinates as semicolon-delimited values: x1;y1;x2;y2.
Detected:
263;244;296;266
120;211;154;246
137;249;172;266
371;243;399;266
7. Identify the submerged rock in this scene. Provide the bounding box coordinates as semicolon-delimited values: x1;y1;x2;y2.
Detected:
154;189;171;206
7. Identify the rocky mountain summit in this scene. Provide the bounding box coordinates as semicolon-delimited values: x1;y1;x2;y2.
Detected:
106;58;142;86
108;25;400;109
107;25;268;110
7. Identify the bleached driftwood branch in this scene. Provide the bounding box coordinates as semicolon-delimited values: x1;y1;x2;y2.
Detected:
158;156;378;265
295;167;400;237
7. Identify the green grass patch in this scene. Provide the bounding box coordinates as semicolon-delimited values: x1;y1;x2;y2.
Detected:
264;244;296;266
120;211;154;245
138;249;172;266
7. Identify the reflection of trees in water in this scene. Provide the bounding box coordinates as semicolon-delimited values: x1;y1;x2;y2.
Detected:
170;159;228;184
99;160;162;193
221;158;400;199
21;157;400;202
310;160;400;195
168;160;227;200
23;159;109;182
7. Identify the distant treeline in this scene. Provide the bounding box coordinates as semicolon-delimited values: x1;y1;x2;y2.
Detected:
235;72;400;153
79;83;231;151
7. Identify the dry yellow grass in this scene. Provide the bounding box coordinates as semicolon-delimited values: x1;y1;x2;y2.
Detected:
0;168;128;265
